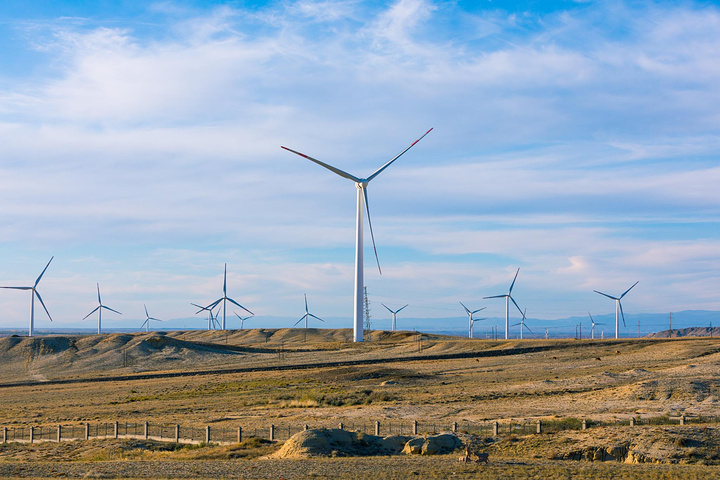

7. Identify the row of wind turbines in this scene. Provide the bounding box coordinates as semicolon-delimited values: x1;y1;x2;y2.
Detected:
2;128;640;340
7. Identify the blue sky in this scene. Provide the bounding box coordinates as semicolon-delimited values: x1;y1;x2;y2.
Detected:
0;0;719;331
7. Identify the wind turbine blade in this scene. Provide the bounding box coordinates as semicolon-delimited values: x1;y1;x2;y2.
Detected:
97;283;102;304
34;256;54;287
366;128;433;182
483;294;507;299
150;317;161;322
397;304;409;312
508;268;520;294
620;281;639;299
594;290;619;301
34;290;52;321
588;311;594;322
382;303;393;313
362;187;381;275
511;322;521;327
223;264;227;296
305;294;309;313
0;286;32;290
524;324;533;333
510;296;523;316
459;302;471;314
204;298;222;311
144;304;149;318
619;301;626;327
309;314;325;322
226;297;253;315
472;307;487;314
83;306;100;320
281;146;361;183
294;316;305;326
192;303;211;314
102;305;122;315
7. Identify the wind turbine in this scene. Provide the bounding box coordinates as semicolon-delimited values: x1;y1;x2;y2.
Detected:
460;302;486;339
381;303;408;331
512;308;532;339
140;304;162;332
483;268;524;340
1;257;54;337
294;294;324;329
282;128;433;342
588;311;604;340
82;284;122;334
192;303;216;330
203;264;253;330
594;281;638;339
234;311;253;329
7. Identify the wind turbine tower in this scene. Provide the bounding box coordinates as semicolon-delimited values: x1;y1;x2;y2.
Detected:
460;302;486;338
484;268;524;340
282;128;433;342
588;312;604;340
1;257;54;337
203;264;253;331
82;284;122;334
382;303;408;331
594;281;638;339
512;308;532;339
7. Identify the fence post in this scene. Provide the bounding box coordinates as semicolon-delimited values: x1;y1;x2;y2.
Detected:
629;417;635;427
57;425;62;442
536;420;542;434
143;421;149;439
493;422;499;437
269;424;275;442
2;427;6;443
304;424;309;431
582;419;588;430
113;421;119;439
374;421;381;436
237;426;242;443
174;424;180;443
680;415;686;425
205;426;211;443
29;426;34;444
84;422;90;440
338;422;344;430
412;420;418;435
452;422;458;433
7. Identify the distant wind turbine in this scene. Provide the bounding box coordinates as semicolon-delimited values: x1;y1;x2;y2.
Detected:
203;264;253;331
140;304;162;332
588;311;604;340
1;256;54;337
82;284;122;334
594;281;638;339
191;303;216;330
294;294;324;329
282;128;433;342
483;268;524;340
512;308;532;339
234;311;253;329
381;303;408;332
460;302;486;339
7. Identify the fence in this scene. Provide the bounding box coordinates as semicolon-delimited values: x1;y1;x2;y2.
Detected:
1;414;714;446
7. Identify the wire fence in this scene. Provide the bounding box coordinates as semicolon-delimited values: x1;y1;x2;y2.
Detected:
1;414;715;445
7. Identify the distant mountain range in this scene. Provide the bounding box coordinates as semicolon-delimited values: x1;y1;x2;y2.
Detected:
2;310;719;339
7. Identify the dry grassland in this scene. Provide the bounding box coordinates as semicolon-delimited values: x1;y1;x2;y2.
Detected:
1;329;719;478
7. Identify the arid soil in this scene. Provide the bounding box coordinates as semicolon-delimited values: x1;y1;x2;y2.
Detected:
1;330;720;477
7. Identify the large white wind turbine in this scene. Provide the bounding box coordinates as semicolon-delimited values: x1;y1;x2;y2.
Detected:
1;257;54;337
594;281;638;339
82;284;122;334
382;303;408;332
294;294;324;329
140;304;162;332
234;311;253;329
512;308;532;339
282;128;433;342
483;268;524;340
460;302;486;339
203;264;253;331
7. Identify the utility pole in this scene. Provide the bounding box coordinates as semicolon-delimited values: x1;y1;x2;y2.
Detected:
363;286;371;336
579;323;582;340
669;312;672;336
638;319;640;338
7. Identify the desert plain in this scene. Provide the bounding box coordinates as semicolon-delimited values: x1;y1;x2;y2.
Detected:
0;328;719;478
